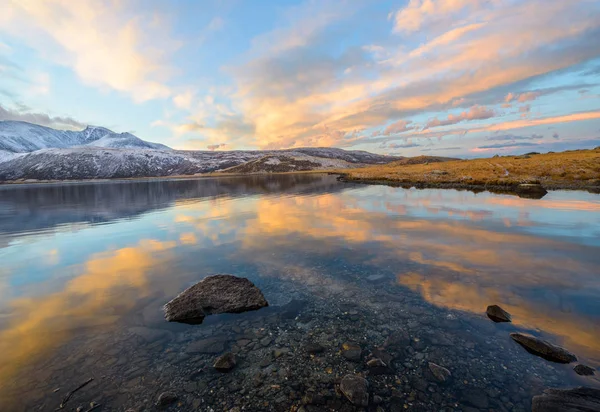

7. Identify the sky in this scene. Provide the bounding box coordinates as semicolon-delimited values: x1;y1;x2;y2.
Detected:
0;0;599;157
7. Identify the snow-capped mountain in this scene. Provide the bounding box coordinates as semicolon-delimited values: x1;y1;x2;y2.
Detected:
0;121;402;181
0;121;170;153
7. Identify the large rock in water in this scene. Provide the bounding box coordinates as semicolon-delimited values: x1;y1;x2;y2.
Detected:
510;332;577;363
486;305;512;322
532;387;600;412
164;274;268;324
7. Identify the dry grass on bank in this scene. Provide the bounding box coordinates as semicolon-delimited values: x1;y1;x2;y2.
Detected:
341;148;600;188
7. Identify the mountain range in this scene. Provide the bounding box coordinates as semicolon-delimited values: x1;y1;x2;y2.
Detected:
0;121;401;181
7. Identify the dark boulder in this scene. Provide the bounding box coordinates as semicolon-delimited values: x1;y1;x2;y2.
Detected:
486;305;512;322
510;332;577;363
339;374;369;407
573;364;595;376
164;274;268;324
213;352;236;372
532;387;600;412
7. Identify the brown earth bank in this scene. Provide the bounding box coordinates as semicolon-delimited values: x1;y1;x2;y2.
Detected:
337;148;600;197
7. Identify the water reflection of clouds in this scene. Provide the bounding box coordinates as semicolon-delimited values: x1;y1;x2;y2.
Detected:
1;181;599;390
0;239;176;383
214;190;599;362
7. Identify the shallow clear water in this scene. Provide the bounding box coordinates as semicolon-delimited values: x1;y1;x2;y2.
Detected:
0;174;599;411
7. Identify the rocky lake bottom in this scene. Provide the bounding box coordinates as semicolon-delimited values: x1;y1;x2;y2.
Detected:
0;174;599;411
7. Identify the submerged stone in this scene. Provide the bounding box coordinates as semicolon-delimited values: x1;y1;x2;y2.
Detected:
428;362;451;383
341;342;362;361
213;352;236;372
366;358;393;375
573;364;595;376
532;387;600;412
486;305;512;323
339;374;369;406
510;332;577;363
156;391;178;407
164;274;268;324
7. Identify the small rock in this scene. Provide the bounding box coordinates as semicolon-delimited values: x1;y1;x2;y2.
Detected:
510;332;577;363
260;336;272;347
213;352;236;372
486;305;512;323
371;348;393;364
305;342;325;354
273;348;289;358
339;374;369;407
341;342;362;361
532;387;600;412
367;358;393;375
156;391;178;407
428;362;451;382
164;274;268;324
430;169;449;175
574;364;595;376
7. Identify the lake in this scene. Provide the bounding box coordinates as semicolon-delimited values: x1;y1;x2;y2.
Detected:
0;174;599;411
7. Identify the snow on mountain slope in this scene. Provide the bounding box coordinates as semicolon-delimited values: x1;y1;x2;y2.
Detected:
85;132;170;150
0;147;200;181
222;154;354;173
0;146;401;181
0;121;171;153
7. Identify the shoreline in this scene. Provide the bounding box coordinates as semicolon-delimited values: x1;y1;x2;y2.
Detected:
1;170;599;198
336;174;600;197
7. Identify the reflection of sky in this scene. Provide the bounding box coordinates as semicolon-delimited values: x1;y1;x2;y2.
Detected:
347;187;600;245
0;178;599;388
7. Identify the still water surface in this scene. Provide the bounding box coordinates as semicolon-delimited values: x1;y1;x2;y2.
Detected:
0;174;599;411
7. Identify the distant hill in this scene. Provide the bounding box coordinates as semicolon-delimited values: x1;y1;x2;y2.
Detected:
388;155;459;166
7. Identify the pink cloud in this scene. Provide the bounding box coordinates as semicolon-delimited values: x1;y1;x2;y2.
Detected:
424;105;496;129
383;119;413;135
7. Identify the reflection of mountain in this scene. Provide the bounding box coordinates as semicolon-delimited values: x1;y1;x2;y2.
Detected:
0;174;348;237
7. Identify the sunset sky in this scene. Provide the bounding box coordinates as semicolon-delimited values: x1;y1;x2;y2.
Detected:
1;0;599;156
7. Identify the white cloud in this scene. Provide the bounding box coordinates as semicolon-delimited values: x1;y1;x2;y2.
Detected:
1;0;177;102
173;90;194;110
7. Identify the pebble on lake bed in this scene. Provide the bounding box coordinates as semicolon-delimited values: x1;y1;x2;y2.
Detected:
156;391;178;406
213;352;237;372
339;374;369;407
428;362;451;382
340;342;362;361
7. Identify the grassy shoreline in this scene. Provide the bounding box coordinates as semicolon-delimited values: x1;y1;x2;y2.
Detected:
337;149;600;194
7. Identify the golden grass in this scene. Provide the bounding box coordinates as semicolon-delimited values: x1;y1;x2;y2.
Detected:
340;149;600;188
